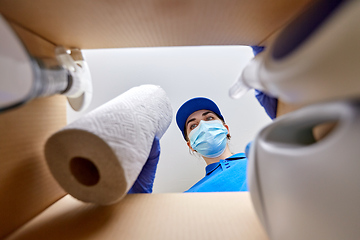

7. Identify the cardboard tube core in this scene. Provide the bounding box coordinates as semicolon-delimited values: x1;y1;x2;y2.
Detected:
70;157;100;186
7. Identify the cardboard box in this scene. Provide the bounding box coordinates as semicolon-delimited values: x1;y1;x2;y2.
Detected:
6;193;269;240
0;0;313;49
0;1;314;239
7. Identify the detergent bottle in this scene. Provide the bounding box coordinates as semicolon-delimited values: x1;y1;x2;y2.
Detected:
230;0;360;105
247;100;360;240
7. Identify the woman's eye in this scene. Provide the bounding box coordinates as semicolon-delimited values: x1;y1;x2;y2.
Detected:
190;123;198;130
206;116;214;121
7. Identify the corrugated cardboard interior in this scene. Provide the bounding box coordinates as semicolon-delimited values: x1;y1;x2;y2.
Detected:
0;0;313;49
0;95;67;239
5;193;269;240
0;24;67;239
0;1;316;239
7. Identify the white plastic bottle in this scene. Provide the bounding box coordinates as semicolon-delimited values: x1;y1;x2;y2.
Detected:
230;0;360;105
248;100;360;240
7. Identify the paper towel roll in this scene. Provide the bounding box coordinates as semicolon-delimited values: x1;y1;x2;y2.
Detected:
45;85;172;205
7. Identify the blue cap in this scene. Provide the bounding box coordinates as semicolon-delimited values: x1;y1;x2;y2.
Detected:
176;97;224;140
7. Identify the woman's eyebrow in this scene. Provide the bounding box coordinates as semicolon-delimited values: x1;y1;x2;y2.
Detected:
186;118;196;128
186;111;214;128
202;111;213;116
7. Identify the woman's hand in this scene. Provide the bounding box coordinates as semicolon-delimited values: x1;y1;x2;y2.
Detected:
128;137;160;194
251;46;278;119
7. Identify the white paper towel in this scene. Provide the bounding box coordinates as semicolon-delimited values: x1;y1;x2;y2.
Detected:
45;85;172;205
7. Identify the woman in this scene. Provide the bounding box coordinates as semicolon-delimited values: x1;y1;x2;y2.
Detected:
129;96;249;193
129;46;274;194
176;97;248;192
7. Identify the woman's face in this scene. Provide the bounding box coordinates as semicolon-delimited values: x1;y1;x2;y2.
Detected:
185;109;222;139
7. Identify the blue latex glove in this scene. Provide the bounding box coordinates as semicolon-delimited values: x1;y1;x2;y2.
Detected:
128;137;160;194
255;90;278;120
251;46;265;56
245;141;253;159
251;46;278;120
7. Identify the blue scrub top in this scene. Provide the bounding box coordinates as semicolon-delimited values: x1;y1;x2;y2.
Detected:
184;153;248;192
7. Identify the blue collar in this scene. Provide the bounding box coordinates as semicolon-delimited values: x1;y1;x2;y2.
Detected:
205;162;220;175
205;153;246;175
226;152;246;160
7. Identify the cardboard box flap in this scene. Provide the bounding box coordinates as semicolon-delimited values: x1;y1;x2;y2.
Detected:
0;25;67;239
5;193;269;240
0;0;313;49
0;96;67;240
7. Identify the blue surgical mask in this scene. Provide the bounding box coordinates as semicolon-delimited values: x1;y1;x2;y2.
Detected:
189;120;228;158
